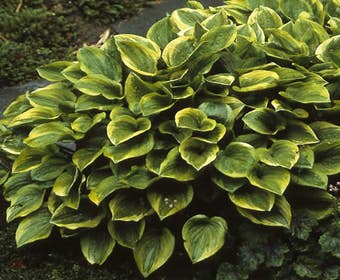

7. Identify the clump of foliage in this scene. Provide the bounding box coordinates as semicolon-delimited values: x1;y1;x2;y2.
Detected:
217;208;340;280
0;0;339;278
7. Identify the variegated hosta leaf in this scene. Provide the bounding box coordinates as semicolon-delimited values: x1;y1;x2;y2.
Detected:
74;74;123;100
6;184;45;222
115;34;161;76
24;122;76;148
107;115;151;145
71;112;106;133
175;108;216;131
310;121;340;144
247;6;282;29
237;196;292;228
61;62;86;83
16;207;53;247
257;140;299;169
2;172;31;201
211;171;246;193
198;102;233;124
159;120;192;143
159;147;198;181
12;148;47;173
242;108;285;135
182;215;228;263
147;181;193;220
119;166;158;190
31;157;69;181
107;220;145;249
313;142;340;175
77;46;122;81
278;120;319;145
295;146;314;169
316;35;340;67
229;186;275;211
109;190;152;222
147;17;177;49
53;166;78;196
201;10;228;29
88;176;128;205
75;95;116;112
179;137;219;170
214;142;256;178
72;147;103;171
80;228;116;265
291;168;328;189
37;61;72;82
140;92;174;116
162;36;196;67
247;163;291;195
51;201;105;230
103;134;154;163
279;83;330;104
233;70;279;92
271;99;309;119
170;8;210;31
134;228;175;277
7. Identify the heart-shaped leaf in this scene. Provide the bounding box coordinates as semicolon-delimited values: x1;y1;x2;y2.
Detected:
194;124;227;144
179;137;219;170
214;142;256;178
147;181;193;220
278;120;319;145
247;163;291;195
175;108;216;131
310;121;340;144
74;74;123;100
248;6;282;29
229;186;275;211
162;36;196;67
109;190;152;222
80;228;116;265
170;8;209;30
140;92;174;116
73;147;103;171
211;171;246;193
257;140;299;169
115;34;161;76
316;35;340;67
313;142;340;175
291;168;328;189
242;108;285;135
107;116;151;145
71;112;106;133
233;70;279;92
108;220;145;249
237;196;292;228
159;120;192;143
198;102;233;124
134;228;175;277
37;61;72;82
182;215;228;263
16;207;53;247
147;17;177;49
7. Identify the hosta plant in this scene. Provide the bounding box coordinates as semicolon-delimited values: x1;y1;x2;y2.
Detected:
0;0;339;277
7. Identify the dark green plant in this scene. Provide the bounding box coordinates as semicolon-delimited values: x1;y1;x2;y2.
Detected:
0;0;339;277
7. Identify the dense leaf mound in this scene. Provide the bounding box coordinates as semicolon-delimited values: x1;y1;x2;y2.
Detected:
0;0;339;277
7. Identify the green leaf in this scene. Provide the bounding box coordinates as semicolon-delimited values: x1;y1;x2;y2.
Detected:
103;134;154;163
316;35;340;67
237;196;292;228
247;6;282;29
179;137;219;170
279;83;330;104
175;108;216;131
37;61;72;82
72;147;103;171
247;163;291;195
109;190;152;222
119;166;158;190
313;142;340;175
162;36;196;67
182;215;228;263
159;147;198;181
278;120;319;145
233;70;279;92
12;148;46;173
211;172;246;193
74;74;123;100
24;122;75;148
147;181;193;220
242;108;285;135
88;176;128;205
198;102;233;124
77;46;122;81
31;157;68;181
291;168;328;189
53;166;78;196
140;92;174;116
75;95;116;111
71;112;106;133
257;140;299;169
6;184;45;222
310;121;340;144
108;220;145;249
80;228;116;265
159;120;192;143
134;228;175;277
61;62;86;83
214;142;256;178
16;207;53;247
147;17;177;49
115;34;161;76
3;172;31;201
107;115;151;145
8;107;60;128
51;201;104;230
170;8;209;30
229;186;275;211
271;99;309;119
295;146;314;169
